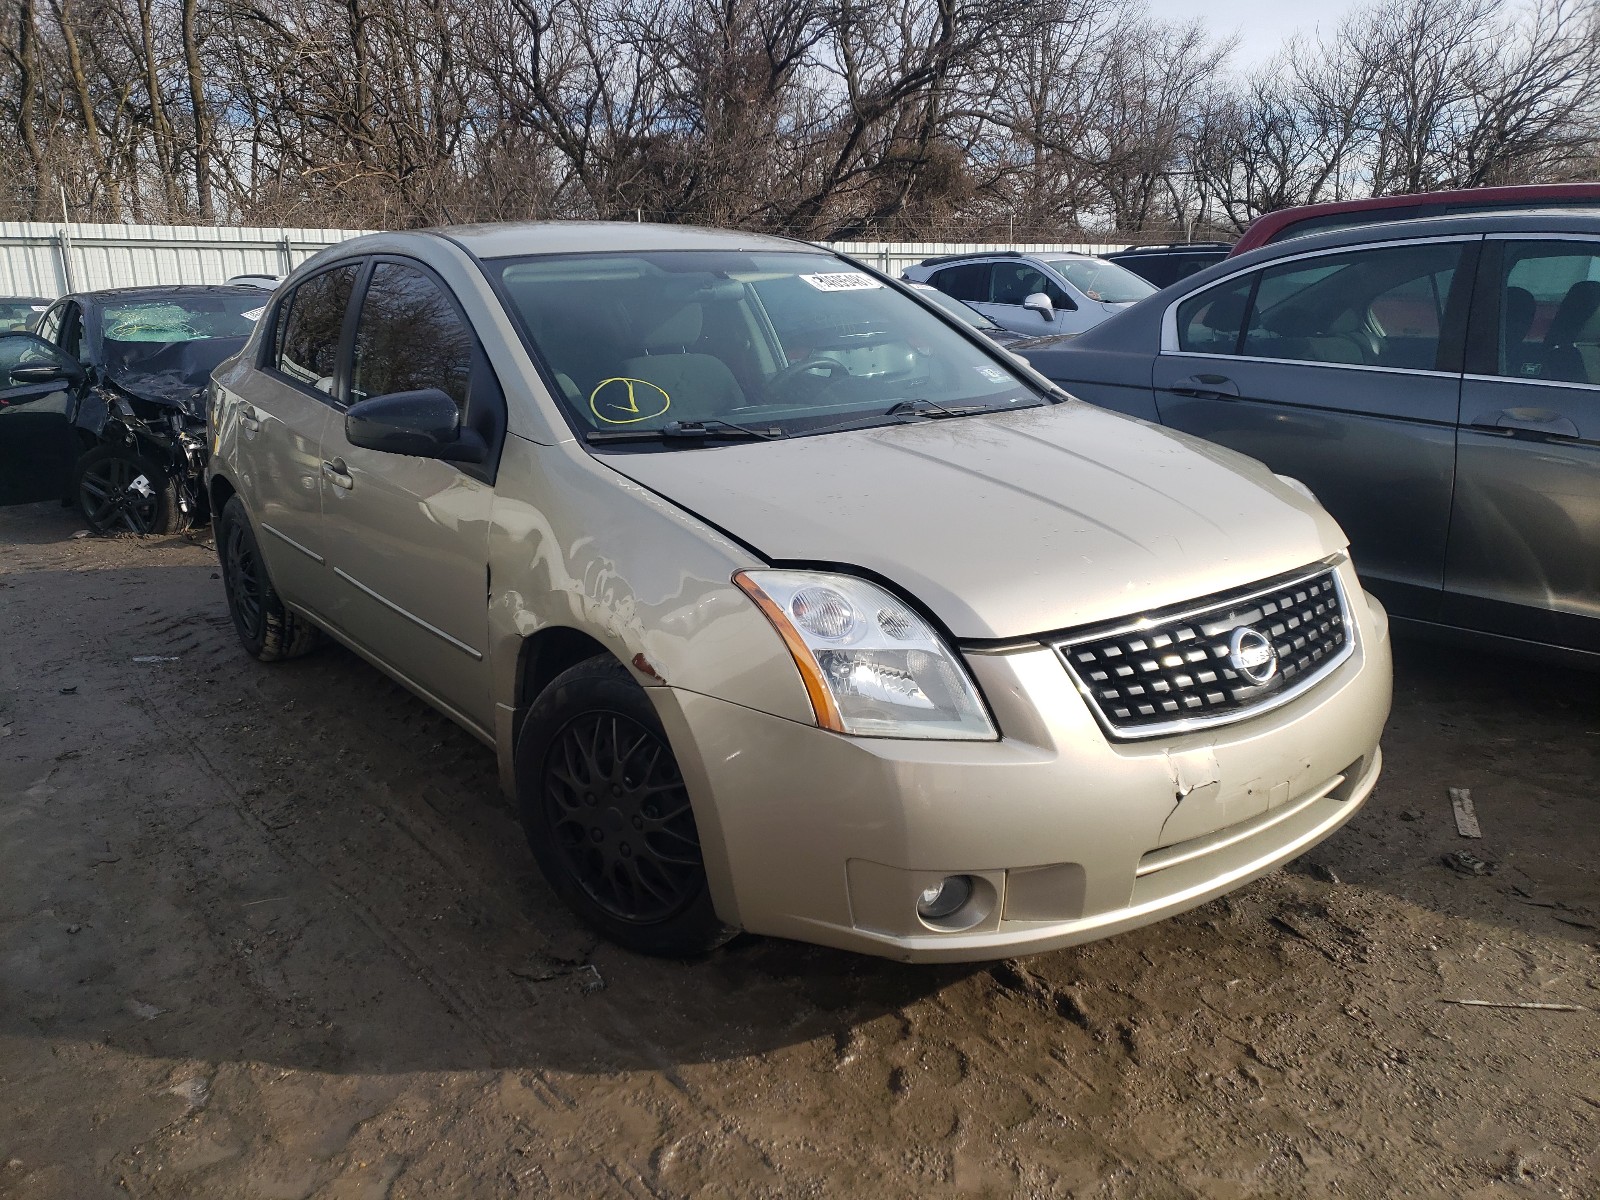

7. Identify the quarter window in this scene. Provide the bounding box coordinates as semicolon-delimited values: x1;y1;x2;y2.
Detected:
36;304;64;344
273;265;358;395
1494;242;1600;385
350;263;474;409
1238;243;1462;370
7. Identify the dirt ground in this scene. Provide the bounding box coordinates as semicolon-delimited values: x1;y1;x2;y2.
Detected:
0;500;1596;1200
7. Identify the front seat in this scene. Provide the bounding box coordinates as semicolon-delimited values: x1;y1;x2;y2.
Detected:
619;305;745;424
1539;279;1600;383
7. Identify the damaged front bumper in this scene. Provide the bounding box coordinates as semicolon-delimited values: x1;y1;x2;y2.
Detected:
653;569;1392;963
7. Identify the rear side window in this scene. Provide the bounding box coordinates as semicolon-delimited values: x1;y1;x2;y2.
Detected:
1239;243;1462;369
272;265;358;395
930;263;989;303
350;263;473;409
1494;241;1600;384
1176;276;1254;354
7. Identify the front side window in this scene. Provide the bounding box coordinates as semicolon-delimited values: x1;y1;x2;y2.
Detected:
495;250;1043;444
36;303;64;344
1046;258;1156;304
0;333;74;380
990;262;1070;309
274;265;358;395
351;263;473;408
1495;241;1600;385
1239;243;1462;369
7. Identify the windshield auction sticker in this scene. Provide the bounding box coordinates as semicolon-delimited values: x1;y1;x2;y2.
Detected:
800;273;883;292
590;377;671;424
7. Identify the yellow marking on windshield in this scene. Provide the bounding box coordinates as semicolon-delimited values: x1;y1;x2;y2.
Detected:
590;377;671;424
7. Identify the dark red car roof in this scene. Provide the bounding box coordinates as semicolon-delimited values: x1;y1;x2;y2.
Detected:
1230;183;1600;255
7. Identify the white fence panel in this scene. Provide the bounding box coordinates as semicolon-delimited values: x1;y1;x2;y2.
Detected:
1;223;1118;298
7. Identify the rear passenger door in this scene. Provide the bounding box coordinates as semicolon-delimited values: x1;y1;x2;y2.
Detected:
234;263;360;615
318;259;503;732
1447;237;1600;652
1152;238;1473;620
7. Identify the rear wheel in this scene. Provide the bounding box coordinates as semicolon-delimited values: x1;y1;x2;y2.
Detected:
216;495;321;662
74;444;185;536
515;657;732;957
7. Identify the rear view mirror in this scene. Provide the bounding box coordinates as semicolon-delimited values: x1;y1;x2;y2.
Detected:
1023;292;1055;320
345;388;486;464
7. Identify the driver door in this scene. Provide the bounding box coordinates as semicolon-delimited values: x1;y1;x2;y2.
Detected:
0;332;84;506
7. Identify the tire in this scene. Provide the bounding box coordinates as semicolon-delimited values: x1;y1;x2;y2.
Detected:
216;495;321;662
515;657;733;957
74;443;187;536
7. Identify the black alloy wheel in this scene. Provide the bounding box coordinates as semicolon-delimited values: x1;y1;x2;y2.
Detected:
543;710;704;924
77;449;164;534
222;516;265;644
515;656;732;956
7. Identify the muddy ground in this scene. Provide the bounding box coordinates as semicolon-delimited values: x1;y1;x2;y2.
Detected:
0;499;1596;1199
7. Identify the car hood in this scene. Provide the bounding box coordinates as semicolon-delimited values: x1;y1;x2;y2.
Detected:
104;336;248;418
601;403;1349;640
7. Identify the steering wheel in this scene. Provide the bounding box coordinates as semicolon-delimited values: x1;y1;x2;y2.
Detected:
768;355;849;398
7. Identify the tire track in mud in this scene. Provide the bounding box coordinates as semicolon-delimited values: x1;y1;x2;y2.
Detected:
110;583;802;1195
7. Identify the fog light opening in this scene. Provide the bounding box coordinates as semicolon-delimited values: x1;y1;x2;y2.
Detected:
917;875;975;922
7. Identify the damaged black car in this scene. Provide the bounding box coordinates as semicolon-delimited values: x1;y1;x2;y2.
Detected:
0;285;265;534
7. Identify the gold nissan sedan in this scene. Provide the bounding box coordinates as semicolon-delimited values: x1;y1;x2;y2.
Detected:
206;223;1392;962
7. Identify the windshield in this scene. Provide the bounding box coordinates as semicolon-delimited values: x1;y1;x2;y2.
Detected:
1046;258;1156;305
912;285;1006;332
493;250;1043;443
0;300;47;332
96;293;264;384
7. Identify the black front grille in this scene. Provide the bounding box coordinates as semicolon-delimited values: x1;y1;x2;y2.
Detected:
1053;566;1351;737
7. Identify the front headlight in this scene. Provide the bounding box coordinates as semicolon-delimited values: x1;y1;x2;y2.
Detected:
735;570;997;741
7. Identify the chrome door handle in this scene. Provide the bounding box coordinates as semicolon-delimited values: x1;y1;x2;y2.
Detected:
1467;407;1580;439
1169;374;1240;399
240;405;261;433
321;458;353;490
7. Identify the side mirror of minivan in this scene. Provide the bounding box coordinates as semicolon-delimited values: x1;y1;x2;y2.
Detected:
1023;292;1055;321
345;388;486;464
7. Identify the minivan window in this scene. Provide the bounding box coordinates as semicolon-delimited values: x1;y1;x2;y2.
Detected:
1046;258;1156;304
1497;241;1600;384
1239;243;1462;370
351;263;473;409
495;250;1042;441
274;265;358;395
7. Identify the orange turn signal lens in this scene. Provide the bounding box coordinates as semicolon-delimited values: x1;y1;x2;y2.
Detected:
734;570;845;732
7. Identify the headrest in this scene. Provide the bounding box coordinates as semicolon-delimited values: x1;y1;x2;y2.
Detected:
1260;305;1323;338
1546;279;1600;345
1197;291;1249;332
640;304;703;350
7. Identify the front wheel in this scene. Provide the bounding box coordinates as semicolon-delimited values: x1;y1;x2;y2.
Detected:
74;443;186;536
515;657;733;957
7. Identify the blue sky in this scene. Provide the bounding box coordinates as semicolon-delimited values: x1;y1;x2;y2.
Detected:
1145;0;1362;67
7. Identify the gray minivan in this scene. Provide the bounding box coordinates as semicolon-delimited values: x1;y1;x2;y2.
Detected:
1020;210;1600;665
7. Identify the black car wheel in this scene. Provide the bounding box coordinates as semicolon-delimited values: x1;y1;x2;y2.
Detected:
515;657;732;957
74;444;186;536
216;495;321;662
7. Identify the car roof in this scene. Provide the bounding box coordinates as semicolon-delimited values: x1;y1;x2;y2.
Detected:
1226;206;1600;267
1108;243;1233;255
1233;182;1600;252
429;220;818;260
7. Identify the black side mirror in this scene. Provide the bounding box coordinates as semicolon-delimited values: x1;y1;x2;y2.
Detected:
345;388;486;464
9;362;80;385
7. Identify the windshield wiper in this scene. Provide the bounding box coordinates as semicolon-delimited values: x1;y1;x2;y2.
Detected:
586;418;785;444
883;398;998;419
